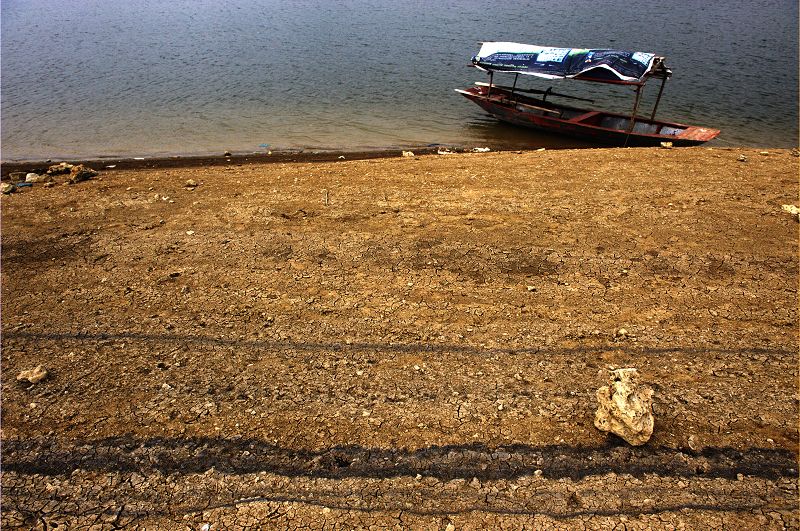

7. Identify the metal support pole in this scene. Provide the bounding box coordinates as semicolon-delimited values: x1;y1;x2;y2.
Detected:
650;75;667;120
487;71;493;97
624;84;643;147
510;73;519;97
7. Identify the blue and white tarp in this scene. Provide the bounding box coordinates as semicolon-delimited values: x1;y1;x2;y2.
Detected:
472;42;660;83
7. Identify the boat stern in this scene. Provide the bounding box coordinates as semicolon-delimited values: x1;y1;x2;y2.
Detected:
676;125;721;143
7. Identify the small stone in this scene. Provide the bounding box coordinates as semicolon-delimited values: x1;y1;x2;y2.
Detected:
445;523;455;531
1;182;16;194
660;141;673;149
526;285;537;292
736;473;744;481
186;230;195;235
322;507;331;515
185;179;198;188
17;366;48;384
402;151;415;157
688;435;698;451
68;164;98;184
737;154;748;162
223;151;232;157
594;368;654;446
46;162;74;175
25;172;46;183
615;328;628;339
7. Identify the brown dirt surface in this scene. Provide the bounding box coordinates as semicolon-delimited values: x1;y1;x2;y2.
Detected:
2;147;798;529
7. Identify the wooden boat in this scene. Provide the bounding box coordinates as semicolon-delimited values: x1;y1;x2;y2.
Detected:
457;42;720;147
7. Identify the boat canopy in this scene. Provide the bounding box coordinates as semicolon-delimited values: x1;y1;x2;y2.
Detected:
472;42;670;84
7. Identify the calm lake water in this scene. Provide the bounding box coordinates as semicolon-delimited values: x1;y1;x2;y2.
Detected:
2;0;797;160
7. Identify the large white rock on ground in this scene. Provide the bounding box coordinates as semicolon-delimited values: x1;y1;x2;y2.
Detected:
594;368;654;446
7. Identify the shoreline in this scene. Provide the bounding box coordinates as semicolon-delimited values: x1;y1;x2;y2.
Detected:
0;146;473;178
0;144;767;179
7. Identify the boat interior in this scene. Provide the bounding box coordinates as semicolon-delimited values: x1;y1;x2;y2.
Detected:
472;85;687;136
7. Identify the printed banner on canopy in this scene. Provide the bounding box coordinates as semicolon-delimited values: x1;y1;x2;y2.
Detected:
472;42;659;83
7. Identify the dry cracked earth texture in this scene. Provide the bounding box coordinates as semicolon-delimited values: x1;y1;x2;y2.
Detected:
1;147;798;530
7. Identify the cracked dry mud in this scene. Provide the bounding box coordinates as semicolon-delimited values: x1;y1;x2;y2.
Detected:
2;147;798;529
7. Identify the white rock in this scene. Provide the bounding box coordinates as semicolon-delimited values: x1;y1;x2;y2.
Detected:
781;204;799;221
402;151;415;157
17;365;48;384
594;368;654;446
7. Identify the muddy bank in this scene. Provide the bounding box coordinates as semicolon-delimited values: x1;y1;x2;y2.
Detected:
2;147;798;529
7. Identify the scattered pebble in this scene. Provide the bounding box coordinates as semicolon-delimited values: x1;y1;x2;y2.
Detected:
737;154;748;162
402;151;415;157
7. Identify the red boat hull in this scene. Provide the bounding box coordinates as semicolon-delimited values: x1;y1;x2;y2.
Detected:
458;86;720;147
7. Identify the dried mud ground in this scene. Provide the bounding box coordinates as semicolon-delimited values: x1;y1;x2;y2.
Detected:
2;147;798;530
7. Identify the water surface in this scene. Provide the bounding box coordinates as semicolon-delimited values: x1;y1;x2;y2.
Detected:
2;0;797;160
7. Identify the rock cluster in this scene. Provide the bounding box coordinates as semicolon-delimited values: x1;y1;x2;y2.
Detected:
594;368;654;446
1;162;98;193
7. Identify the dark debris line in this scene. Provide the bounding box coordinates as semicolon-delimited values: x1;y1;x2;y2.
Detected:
3;436;796;481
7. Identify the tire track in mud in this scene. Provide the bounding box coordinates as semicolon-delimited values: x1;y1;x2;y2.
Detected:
4;330;795;360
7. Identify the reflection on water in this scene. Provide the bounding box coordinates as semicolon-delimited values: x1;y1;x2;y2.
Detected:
1;0;797;160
